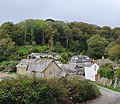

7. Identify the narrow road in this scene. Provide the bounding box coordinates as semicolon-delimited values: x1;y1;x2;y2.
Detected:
89;86;120;104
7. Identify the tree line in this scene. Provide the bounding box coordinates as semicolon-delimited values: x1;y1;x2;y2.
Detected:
0;19;120;63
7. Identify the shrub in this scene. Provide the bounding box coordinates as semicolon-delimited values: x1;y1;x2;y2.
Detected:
115;68;120;78
0;77;101;104
0;61;18;72
98;63;114;79
67;78;101;103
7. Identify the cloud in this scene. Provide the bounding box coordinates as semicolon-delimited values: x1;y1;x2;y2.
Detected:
0;0;120;27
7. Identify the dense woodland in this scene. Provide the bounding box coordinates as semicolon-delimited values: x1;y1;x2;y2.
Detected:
0;19;120;63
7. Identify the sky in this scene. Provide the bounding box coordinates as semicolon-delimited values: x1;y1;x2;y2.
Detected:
0;0;120;27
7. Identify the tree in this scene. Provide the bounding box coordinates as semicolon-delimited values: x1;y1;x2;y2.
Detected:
0;38;16;62
0;22;14;39
112;27;120;40
63;28;73;49
100;26;112;40
54;42;62;53
98;63;114;79
87;34;108;59
12;24;24;45
47;21;58;52
69;41;79;52
108;44;120;63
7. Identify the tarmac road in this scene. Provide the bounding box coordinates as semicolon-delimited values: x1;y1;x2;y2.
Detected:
89;86;120;104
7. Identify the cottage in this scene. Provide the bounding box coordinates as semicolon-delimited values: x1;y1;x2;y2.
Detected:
16;59;62;78
85;63;99;81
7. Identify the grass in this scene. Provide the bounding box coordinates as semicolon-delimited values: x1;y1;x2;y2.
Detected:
0;61;17;67
97;83;120;92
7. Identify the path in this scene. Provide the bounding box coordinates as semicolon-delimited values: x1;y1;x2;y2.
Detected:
89;86;120;104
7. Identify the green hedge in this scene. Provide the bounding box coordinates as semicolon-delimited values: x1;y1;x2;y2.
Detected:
0;77;101;104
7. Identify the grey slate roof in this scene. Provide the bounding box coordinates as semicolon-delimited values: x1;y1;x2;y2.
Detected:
70;55;91;63
61;63;77;72
85;63;94;67
28;59;53;72
16;59;57;72
16;59;36;68
30;53;61;59
96;59;116;66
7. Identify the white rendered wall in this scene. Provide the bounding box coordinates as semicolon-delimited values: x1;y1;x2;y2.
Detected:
85;63;99;81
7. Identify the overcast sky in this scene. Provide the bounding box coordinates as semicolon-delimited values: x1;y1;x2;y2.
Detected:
0;0;120;27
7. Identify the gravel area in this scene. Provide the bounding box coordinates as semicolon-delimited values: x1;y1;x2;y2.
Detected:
0;72;16;81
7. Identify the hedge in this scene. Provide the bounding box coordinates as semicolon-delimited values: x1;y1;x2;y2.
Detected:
0;77;101;104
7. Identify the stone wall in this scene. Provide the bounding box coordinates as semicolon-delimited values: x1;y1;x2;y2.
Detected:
97;77;120;88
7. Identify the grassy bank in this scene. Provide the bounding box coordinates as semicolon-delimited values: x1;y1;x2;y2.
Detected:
97;83;120;92
0;77;101;104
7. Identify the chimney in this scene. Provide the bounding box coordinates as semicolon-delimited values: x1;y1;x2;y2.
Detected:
27;54;31;60
102;56;104;59
92;59;96;64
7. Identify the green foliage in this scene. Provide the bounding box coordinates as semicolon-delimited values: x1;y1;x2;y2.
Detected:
17;45;49;59
37;45;49;53
17;46;31;59
0;38;17;62
98;63;114;79
0;19;120;63
68;78;101;102
0;77;101;104
69;40;79;52
108;44;120;63
0;61;18;67
61;53;69;63
115;68;120;78
54;42;62;53
87;34;108;59
98;84;120;92
0;61;18;72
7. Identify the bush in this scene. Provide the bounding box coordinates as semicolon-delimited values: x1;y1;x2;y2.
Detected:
0;77;101;104
98;63;114;79
0;61;18;72
67;78;101;103
115;68;120;78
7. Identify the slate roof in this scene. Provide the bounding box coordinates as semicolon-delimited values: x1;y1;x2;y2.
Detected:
85;63;94;67
55;61;63;67
96;59;116;66
30;53;61;59
16;59;36;68
61;63;77;72
16;59;59;72
28;59;53;72
70;55;91;63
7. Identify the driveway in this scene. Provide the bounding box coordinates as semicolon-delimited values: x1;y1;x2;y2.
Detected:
89;86;120;104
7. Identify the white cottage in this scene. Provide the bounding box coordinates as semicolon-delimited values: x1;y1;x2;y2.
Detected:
85;63;99;81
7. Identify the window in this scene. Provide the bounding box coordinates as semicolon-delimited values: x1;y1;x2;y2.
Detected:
49;70;56;76
49;71;53;76
94;65;97;71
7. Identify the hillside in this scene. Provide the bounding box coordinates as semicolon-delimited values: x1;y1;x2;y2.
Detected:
0;19;120;64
